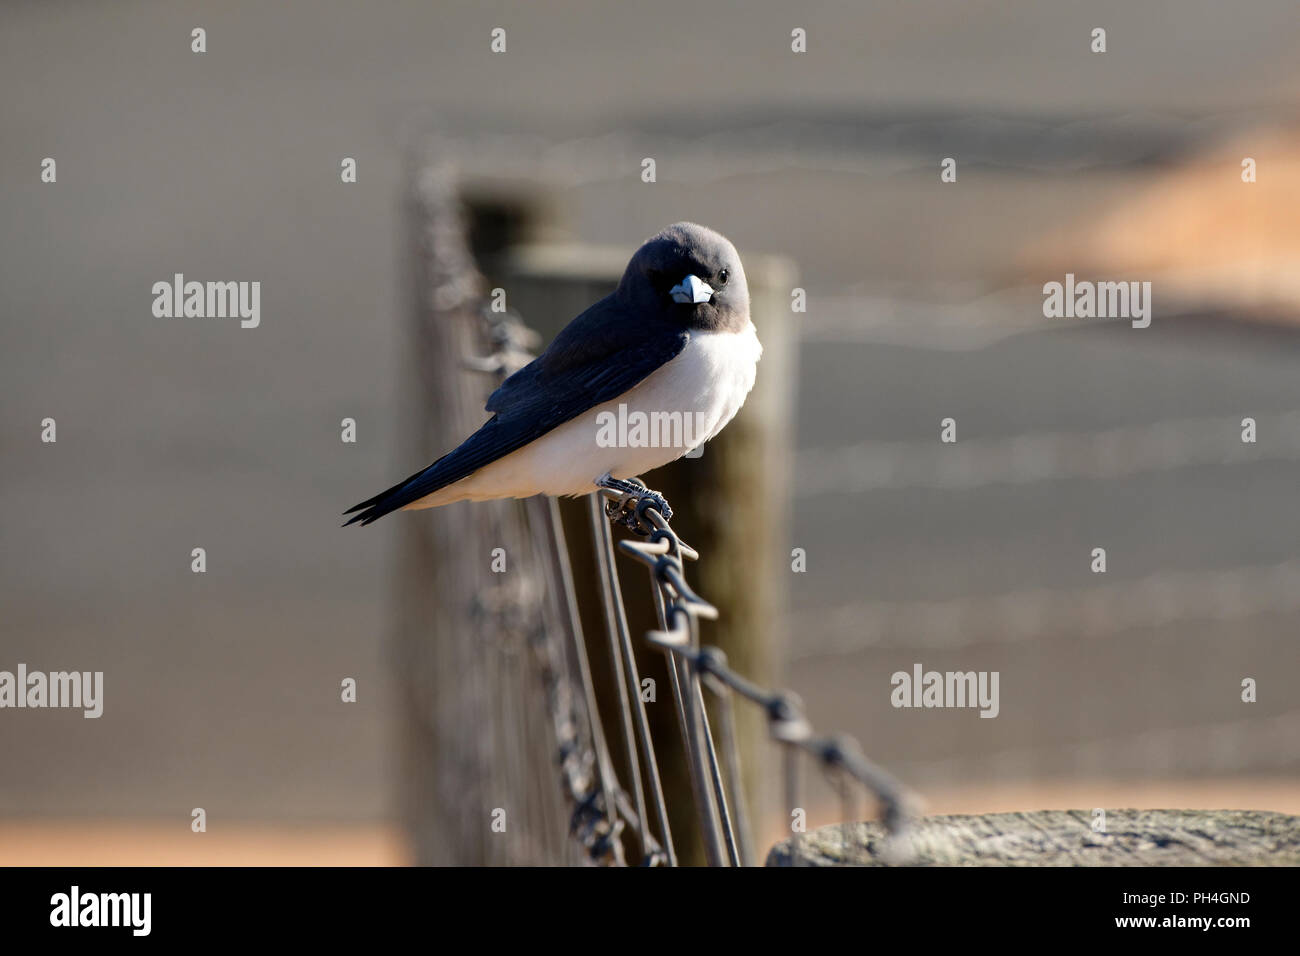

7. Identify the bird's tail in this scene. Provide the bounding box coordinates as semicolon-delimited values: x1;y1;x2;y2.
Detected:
342;457;456;526
344;412;535;526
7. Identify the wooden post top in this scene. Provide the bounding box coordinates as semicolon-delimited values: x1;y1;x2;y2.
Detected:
767;809;1300;866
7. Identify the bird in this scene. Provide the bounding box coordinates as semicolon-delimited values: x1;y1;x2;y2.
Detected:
344;222;761;526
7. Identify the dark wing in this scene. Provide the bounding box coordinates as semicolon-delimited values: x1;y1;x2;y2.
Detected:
344;297;688;526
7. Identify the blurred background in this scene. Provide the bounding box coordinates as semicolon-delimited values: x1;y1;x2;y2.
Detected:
2;0;1298;864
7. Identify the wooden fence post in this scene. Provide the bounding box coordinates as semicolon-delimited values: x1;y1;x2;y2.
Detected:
489;231;798;865
394;169;603;865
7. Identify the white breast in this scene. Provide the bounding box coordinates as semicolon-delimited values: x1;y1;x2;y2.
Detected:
659;323;763;445
407;323;763;507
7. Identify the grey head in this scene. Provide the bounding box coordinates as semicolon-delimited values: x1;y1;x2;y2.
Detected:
616;222;751;334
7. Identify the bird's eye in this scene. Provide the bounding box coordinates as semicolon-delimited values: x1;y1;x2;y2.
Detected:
718;268;730;285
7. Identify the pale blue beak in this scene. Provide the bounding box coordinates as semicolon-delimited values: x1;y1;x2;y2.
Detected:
669;274;715;304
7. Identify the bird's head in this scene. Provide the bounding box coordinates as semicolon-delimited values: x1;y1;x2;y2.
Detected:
619;222;750;333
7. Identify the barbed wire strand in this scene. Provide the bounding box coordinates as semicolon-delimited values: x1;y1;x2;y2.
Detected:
612;508;729;866
643;549;733;864
604;491;920;865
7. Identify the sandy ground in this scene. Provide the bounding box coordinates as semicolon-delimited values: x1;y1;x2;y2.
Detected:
0;820;410;867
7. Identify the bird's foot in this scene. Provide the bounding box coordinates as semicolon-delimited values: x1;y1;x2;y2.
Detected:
596;474;673;534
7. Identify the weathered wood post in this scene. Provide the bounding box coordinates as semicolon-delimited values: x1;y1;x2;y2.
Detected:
487;227;798;865
393;168;612;865
767;810;1300;865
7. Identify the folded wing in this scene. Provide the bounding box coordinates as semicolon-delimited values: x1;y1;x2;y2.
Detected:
344;299;688;525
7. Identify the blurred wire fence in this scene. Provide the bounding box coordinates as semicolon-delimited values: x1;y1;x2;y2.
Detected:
409;107;1297;185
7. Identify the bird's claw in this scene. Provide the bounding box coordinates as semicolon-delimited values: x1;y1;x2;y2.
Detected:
596;475;673;534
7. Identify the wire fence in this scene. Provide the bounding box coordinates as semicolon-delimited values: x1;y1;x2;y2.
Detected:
591;489;918;865
471;303;918;867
